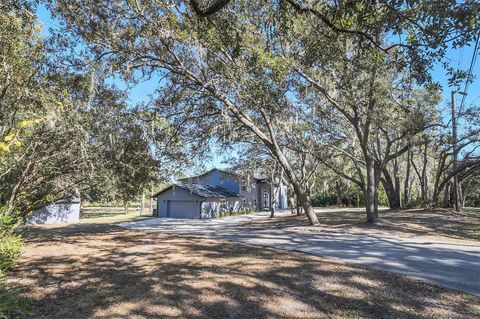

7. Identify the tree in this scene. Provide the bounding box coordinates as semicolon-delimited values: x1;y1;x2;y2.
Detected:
46;0;480;225
46;0;328;225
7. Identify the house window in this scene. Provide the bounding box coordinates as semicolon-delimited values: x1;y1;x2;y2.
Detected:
242;199;247;207
220;199;227;210
241;178;247;191
253;198;257;208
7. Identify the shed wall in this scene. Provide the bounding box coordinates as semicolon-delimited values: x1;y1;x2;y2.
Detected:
29;202;80;224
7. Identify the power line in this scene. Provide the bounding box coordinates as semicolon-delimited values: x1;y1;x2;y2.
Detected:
459;34;480;115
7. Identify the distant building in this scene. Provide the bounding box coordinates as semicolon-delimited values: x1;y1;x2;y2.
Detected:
153;168;288;219
28;196;81;224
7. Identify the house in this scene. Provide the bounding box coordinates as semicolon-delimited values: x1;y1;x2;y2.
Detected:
28;196;81;224
153;168;288;219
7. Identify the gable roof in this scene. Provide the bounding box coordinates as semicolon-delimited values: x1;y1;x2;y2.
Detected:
177;167;269;183
177;168;239;182
153;183;241;199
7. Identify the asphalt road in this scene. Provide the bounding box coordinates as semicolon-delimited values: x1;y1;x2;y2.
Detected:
120;210;480;296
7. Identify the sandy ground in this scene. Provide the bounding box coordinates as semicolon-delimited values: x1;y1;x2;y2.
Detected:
8;222;480;319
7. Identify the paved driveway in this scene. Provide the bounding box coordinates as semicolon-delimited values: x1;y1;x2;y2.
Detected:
120;209;480;296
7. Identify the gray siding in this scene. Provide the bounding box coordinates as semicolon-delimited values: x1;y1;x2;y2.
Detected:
154;169;290;218
239;177;258;210
156;186;202;218
200;197;242;218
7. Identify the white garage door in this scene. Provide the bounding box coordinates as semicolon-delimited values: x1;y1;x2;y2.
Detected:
167;200;199;219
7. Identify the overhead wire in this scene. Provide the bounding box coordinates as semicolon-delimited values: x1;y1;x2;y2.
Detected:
458;34;480;115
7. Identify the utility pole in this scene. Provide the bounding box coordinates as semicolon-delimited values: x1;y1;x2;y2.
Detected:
451;90;466;212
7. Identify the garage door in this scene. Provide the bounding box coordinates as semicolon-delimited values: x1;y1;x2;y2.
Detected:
167;200;199;219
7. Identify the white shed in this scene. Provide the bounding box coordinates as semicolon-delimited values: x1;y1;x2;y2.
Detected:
28;197;81;224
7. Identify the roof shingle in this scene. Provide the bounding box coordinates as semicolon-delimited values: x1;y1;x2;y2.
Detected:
154;183;240;199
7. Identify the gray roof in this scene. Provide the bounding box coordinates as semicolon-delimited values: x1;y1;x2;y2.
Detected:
154;183;240;199
177;167;264;183
177;168;238;182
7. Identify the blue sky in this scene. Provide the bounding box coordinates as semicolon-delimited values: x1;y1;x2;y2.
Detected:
36;5;479;170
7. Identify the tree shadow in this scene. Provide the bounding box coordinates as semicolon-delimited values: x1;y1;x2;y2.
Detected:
7;224;480;318
254;208;480;241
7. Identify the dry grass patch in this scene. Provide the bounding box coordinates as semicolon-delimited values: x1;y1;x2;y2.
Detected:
7;223;480;319
79;206;153;224
258;208;480;242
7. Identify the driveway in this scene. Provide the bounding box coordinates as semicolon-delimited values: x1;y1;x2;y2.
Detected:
120;209;480;296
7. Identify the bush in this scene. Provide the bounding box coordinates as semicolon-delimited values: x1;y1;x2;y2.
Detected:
0;274;31;318
0;212;23;278
0;209;30;318
309;193;337;207
465;196;480;207
0;234;23;277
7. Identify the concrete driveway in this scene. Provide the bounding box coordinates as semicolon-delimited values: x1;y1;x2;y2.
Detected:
120;209;480;296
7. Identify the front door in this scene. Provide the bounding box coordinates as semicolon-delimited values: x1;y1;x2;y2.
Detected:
263;190;270;209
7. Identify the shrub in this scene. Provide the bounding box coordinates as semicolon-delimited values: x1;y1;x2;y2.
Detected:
0;209;30;318
0;211;23;278
0;274;31;318
0;233;23;277
309;193;337;207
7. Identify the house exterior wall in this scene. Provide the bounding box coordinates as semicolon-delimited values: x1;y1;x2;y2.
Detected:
185;170;260;211
200;197;242;219
154;169;290;218
278;183;289;209
239;178;258;210
257;182;289;210
258;183;271;210
29;202;80;224
155;186;202;218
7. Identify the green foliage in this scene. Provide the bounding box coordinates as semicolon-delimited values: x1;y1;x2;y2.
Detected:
0;208;29;319
0;235;23;278
309;193;337;207
0;209;23;278
211;207;255;218
465;196;480;208
0;274;31;319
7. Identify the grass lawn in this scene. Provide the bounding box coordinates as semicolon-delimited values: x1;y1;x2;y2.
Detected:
8;223;480;318
79;206;153;224
258;207;480;242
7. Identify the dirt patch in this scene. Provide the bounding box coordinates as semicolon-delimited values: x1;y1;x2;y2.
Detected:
7;223;480;318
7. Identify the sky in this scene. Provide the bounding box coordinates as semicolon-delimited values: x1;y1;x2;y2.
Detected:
36;4;480;171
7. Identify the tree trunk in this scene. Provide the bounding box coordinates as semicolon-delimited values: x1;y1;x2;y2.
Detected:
381;167;401;210
403;146;412;206
289;193;295;214
442;183;451;208
269;206;275;218
123;201;128;214
296;190;318;225
421;139;429;201
140;191;145;215
335;181;342;206
148;183;154;215
270;181;275;218
393;158;402;208
458;181;464;209
365;158;379;224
